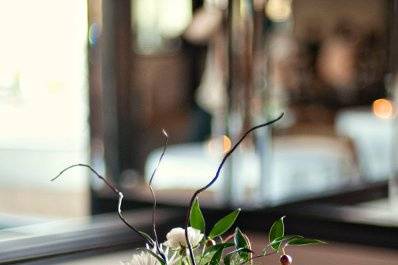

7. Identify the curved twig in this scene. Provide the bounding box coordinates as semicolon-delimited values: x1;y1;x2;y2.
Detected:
184;113;284;265
51;163;154;247
148;129;169;261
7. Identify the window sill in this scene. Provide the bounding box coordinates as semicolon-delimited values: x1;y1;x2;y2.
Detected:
0;209;183;264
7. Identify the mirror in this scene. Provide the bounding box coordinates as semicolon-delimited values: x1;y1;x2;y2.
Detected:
142;0;396;206
0;0;397;241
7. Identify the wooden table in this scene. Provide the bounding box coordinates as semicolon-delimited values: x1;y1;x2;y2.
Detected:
59;236;398;265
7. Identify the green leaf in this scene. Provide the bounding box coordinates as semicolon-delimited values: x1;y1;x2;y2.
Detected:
190;198;206;233
288;238;326;246
209;209;241;239
224;248;253;265
199;242;234;265
267;235;303;253
234;228;251;262
200;242;234;264
223;253;234;265
269;216;285;251
209;248;223;265
204;242;234;255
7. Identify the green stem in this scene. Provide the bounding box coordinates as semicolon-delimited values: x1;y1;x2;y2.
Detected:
239;251;277;265
184;114;284;265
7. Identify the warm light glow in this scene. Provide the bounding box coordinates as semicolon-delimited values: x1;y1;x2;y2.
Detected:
223;135;232;153
372;99;394;119
207;135;232;156
265;0;292;22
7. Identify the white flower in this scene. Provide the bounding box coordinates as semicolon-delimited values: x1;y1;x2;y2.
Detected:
164;227;204;249
122;251;160;265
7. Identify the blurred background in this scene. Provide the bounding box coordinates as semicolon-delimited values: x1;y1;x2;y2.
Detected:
1;0;398;263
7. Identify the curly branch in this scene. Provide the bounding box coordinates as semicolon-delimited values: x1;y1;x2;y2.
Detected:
148;129;169;261
51;163;154;247
184;113;284;265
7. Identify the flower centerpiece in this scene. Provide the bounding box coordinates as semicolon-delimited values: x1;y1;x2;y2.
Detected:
53;113;324;264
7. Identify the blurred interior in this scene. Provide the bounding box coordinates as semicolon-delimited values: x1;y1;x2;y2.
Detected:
1;0;398;264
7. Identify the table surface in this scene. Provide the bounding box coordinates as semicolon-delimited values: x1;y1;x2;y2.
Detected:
60;233;398;265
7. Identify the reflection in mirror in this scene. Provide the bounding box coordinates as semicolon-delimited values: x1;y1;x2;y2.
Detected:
144;0;397;207
131;0;193;54
1;1;398;260
273;0;391;183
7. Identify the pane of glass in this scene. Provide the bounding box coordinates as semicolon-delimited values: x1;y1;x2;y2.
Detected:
0;0;89;228
141;0;396;207
262;0;393;203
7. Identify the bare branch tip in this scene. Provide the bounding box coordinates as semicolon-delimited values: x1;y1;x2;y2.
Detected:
161;129;168;138
51;169;68;182
50;175;59;182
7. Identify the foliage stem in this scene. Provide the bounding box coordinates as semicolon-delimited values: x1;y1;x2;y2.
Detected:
184;113;284;265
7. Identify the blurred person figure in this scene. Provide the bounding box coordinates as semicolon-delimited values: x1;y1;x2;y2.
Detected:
185;0;228;137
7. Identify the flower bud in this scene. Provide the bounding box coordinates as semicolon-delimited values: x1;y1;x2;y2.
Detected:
280;254;292;265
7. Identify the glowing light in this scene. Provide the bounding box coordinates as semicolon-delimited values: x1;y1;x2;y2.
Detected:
223;135;232;153
372;99;394;119
265;0;292;22
207;135;232;155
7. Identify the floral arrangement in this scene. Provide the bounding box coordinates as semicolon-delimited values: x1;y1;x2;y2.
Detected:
53;113;324;264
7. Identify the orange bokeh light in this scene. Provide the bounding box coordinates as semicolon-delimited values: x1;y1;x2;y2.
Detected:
372;99;394;119
207;135;232;155
223;135;232;153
